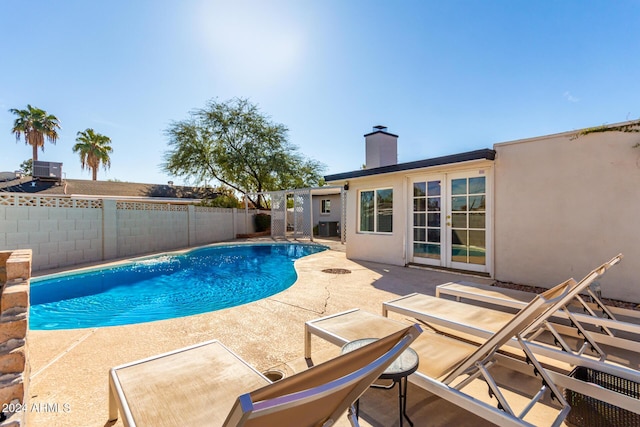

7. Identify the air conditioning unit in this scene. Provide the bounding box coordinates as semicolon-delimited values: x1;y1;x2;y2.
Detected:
33;161;63;181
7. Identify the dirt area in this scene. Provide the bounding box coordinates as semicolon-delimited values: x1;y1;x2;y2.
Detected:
493;281;640;311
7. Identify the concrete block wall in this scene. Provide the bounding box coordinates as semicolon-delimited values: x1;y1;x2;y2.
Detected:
0;194;259;271
194;207;236;245
116;203;190;258
0;196;102;271
0;249;31;427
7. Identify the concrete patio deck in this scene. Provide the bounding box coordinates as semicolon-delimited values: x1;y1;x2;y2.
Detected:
26;240;568;426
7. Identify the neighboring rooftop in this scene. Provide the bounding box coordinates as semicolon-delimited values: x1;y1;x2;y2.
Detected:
0;177;219;200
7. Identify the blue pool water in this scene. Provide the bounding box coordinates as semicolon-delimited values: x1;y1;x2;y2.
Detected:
30;243;327;330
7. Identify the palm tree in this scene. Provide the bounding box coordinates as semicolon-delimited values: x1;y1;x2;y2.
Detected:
72;128;113;180
10;104;61;163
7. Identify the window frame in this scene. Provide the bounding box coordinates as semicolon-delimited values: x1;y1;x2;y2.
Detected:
358;187;393;234
320;199;331;215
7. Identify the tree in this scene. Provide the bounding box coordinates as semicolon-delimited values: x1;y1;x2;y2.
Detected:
72;128;113;180
163;98;325;209
19;159;33;175
199;186;242;208
10;104;61;162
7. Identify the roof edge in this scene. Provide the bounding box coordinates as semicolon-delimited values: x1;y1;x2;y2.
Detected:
324;148;495;182
363;129;399;138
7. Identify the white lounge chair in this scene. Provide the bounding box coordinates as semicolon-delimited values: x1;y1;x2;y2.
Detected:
381;255;640;416
306;279;577;427
108;324;421;427
434;255;638;339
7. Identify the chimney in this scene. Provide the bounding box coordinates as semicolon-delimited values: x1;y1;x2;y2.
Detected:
364;125;398;169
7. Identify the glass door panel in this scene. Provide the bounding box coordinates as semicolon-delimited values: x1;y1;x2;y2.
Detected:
448;175;487;269
411;179;442;263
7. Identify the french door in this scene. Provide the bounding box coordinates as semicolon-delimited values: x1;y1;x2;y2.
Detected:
410;170;490;274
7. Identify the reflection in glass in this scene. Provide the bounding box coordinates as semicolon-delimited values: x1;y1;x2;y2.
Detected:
452;178;467;195
414;213;426;227
414;182;426;197
427;181;441;196
469;229;486;265
451;245;468;263
427;213;440;227
469;177;486;194
378;211;392;232
451;196;467;211
452;213;467;228
469;230;485;248
451;229;467;246
360;191;374;232
377;189;393;233
469;249;486;265
413;198;426;212
414;228;426;242
427;197;441;211
414;243;440;259
427;228;440;243
468;195;485;211
469;213;485;229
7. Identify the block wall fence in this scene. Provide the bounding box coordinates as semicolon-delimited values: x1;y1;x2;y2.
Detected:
0;194;257;272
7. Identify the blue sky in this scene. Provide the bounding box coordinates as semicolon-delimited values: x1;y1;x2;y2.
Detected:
2;1;639;185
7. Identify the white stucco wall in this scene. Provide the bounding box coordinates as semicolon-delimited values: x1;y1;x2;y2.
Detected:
312;194;342;225
494;129;640;301
344;174;407;266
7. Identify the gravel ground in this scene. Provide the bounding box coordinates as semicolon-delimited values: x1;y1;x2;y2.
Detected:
493;281;640;311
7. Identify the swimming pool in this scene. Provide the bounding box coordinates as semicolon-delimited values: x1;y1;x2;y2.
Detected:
30;243;327;330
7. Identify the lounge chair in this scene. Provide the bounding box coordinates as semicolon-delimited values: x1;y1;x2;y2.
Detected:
380;255;640;416
382;255;640;365
108;324;421;427
434;255;639;338
306;279;577;427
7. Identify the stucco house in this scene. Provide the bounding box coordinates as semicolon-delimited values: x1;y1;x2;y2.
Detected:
325;123;640;302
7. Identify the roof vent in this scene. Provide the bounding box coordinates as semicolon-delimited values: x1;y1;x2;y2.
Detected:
373;125;388;132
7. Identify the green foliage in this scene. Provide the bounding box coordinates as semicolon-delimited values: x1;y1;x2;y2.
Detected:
73;128;113;180
9;105;61;162
575;120;640;141
19;159;33;175
162;98;326;209
198;186;242;208
199;195;240;208
255;213;271;232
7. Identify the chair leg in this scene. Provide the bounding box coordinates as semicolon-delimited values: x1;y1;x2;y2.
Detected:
347;404;360;427
399;378;413;427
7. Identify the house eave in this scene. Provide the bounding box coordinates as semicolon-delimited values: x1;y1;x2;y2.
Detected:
324;148;496;182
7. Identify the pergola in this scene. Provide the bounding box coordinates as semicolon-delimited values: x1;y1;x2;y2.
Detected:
244;186;345;244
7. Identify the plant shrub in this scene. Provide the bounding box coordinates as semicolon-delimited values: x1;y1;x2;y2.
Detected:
255;213;271;232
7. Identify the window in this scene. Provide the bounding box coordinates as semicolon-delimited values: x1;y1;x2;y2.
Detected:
359;188;393;233
321;199;331;214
